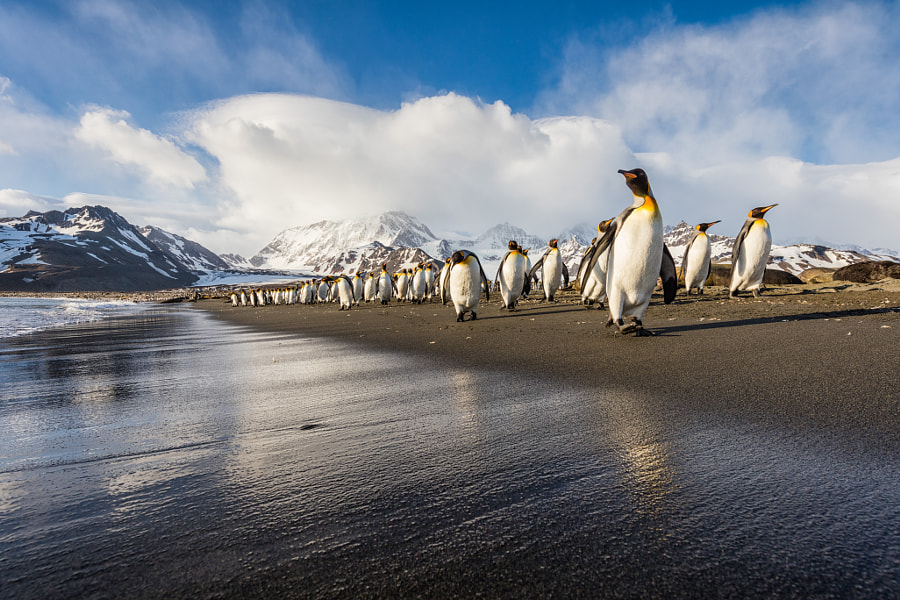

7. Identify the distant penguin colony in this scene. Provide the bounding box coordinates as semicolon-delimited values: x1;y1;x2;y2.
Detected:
222;168;779;337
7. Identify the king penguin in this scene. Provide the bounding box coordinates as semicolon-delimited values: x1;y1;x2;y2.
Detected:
364;271;377;303
730;204;777;298
334;275;355;310
579;168;676;336
376;264;395;305
494;241;529;310
681;221;721;295
529;239;569;302
441;250;490;321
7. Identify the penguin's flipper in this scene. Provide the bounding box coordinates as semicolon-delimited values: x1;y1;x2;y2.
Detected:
474;254;491;302
660;244;677;304
440;260;453;305
731;218;754;280
494;251;511;292
575;241;596;284
528;255;545;282
578;215;622;291
562;262;570;288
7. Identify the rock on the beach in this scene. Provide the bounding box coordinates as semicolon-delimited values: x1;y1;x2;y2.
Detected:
798;267;836;283
833;261;900;283
707;264;802;287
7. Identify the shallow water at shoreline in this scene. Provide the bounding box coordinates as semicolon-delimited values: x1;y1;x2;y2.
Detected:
1;307;899;598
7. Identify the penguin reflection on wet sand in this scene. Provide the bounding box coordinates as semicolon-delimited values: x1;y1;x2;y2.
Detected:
529;239;569;302
680;221;721;295
579;168;676;336
441;250;490;321
730;204;777;298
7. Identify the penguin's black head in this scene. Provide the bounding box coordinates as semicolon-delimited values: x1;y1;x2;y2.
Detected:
451;250;465;264
599;218;614;233
749;204;777;219
618;168;652;197
549;239;558;248
508;240;518;251
697;220;721;232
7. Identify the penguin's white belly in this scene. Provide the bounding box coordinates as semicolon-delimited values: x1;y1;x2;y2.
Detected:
500;256;525;305
411;272;427;300
377;275;391;301
684;236;711;290
732;223;771;291
364;278;376;301
449;259;481;313
543;252;562;297
397;276;409;298
607;210;663;319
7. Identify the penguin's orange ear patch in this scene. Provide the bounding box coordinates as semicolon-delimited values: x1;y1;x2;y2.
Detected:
623;172;637;180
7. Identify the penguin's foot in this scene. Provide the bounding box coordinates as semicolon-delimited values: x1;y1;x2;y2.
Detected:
456;313;464;322
752;289;760;298
471;312;477;320
605;317;617;328
633;326;655;337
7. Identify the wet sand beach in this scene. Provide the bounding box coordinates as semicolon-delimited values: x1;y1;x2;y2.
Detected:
3;283;900;598
201;283;900;444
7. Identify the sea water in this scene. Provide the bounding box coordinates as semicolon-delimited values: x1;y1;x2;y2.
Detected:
1;306;899;598
0;296;150;339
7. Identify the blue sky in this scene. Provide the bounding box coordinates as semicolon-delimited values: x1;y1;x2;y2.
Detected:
1;0;899;255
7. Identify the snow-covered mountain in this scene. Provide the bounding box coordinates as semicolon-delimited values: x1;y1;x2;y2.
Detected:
0;206;199;291
251;211;438;270
138;225;230;273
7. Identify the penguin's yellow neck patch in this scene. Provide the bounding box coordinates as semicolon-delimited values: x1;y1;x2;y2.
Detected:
637;195;659;212
753;218;769;229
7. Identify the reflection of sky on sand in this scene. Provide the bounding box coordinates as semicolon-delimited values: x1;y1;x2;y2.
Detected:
599;389;679;519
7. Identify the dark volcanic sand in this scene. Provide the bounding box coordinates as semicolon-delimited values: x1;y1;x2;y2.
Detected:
201;284;900;444
4;283;900;599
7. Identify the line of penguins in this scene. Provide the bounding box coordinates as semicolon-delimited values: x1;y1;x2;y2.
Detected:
229;263;444;311
229;169;777;336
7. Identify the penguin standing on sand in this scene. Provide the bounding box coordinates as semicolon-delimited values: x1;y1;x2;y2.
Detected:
410;263;428;304
376;264;395;305
495;241;530;310
578;219;614;308
579;168;676;336
317;278;330;303
364;272;377;302
730;204;777;298
395;269;410;301
351;271;364;306
441;250;490;321
425;263;436;298
681;221;721;295
333;275;355;310
529;239;569;302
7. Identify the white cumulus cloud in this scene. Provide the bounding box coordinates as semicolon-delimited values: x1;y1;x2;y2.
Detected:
75;108;208;189
187;92;636;246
